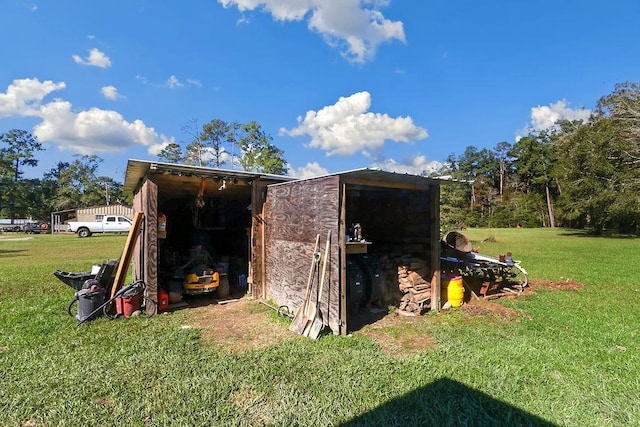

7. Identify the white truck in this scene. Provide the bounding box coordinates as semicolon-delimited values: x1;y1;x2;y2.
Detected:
67;215;132;237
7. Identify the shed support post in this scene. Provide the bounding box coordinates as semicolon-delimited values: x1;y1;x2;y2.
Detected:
137;178;158;315
430;184;441;312
339;182;347;335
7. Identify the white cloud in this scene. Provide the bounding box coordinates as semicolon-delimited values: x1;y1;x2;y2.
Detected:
287;161;329;178
1;77;173;156
186;79;203;87
218;0;405;63
280;91;428;156
101;85;123;101
165;75;184;89
370;155;443;176
530;100;591;130
136;75;200;89
33;100;174;155
0;78;66;117
517;99;592;140
72;48;112;68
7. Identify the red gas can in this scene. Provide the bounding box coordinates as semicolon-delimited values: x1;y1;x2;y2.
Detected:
158;288;169;312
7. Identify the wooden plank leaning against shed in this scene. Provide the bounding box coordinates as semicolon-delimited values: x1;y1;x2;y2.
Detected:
111;211;145;298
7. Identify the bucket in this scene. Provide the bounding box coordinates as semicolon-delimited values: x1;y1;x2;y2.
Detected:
115;294;142;317
442;274;464;307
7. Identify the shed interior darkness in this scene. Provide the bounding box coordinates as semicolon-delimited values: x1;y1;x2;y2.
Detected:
343;185;434;331
155;180;253;302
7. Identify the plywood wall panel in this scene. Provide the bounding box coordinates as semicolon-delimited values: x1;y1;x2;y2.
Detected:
264;176;341;333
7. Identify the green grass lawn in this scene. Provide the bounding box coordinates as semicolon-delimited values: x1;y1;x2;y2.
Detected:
1;229;638;426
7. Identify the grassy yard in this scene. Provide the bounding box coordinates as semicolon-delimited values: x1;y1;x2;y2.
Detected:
0;229;638;426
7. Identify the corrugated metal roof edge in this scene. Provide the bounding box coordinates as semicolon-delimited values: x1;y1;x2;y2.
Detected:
123;159;294;193
268;167;449;187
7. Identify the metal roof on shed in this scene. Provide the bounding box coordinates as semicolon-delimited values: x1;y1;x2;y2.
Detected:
123;159;293;196
267;167;444;189
124;160;445;199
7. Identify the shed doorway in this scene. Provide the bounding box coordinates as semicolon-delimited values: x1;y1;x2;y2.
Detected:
155;179;252;305
342;184;436;332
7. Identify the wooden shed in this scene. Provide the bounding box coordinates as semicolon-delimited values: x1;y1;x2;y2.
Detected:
259;169;443;335
124;161;444;334
122;159;292;314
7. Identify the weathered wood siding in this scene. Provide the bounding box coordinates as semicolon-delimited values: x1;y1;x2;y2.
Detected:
133;178;158;315
250;179;270;299
264;176;341;334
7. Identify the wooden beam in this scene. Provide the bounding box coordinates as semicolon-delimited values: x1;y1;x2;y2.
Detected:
111;211;145;298
341;177;430;191
430;184;441;312
339;182;348;335
142;179;158;315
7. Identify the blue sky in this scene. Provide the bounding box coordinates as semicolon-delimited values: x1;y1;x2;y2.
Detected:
1;0;639;181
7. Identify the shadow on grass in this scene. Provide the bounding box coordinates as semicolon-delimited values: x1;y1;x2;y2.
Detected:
559;228;640;239
0;249;28;257
342;377;555;427
560;230;639;239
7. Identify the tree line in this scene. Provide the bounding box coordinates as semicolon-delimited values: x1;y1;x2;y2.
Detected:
0;119;288;222
0;128;128;222
2;83;639;234
158;119;287;175
435;81;640;234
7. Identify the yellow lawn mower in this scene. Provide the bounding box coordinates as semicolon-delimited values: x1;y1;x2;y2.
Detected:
183;270;219;295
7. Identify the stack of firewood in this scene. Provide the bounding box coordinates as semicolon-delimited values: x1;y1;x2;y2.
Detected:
397;256;431;315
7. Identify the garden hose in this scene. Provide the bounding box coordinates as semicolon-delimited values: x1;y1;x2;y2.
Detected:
78;280;148;325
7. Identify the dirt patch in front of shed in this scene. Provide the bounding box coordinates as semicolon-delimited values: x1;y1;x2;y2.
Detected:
188;297;292;354
459;298;526;321
529;279;584;291
188;296;439;358
187;284;568;358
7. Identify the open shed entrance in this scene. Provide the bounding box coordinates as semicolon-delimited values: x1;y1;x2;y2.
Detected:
156;178;253;303
342;183;437;332
125;160;292;314
262;170;441;336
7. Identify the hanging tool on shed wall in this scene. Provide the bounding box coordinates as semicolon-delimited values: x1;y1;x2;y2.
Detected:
196;177;206;208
